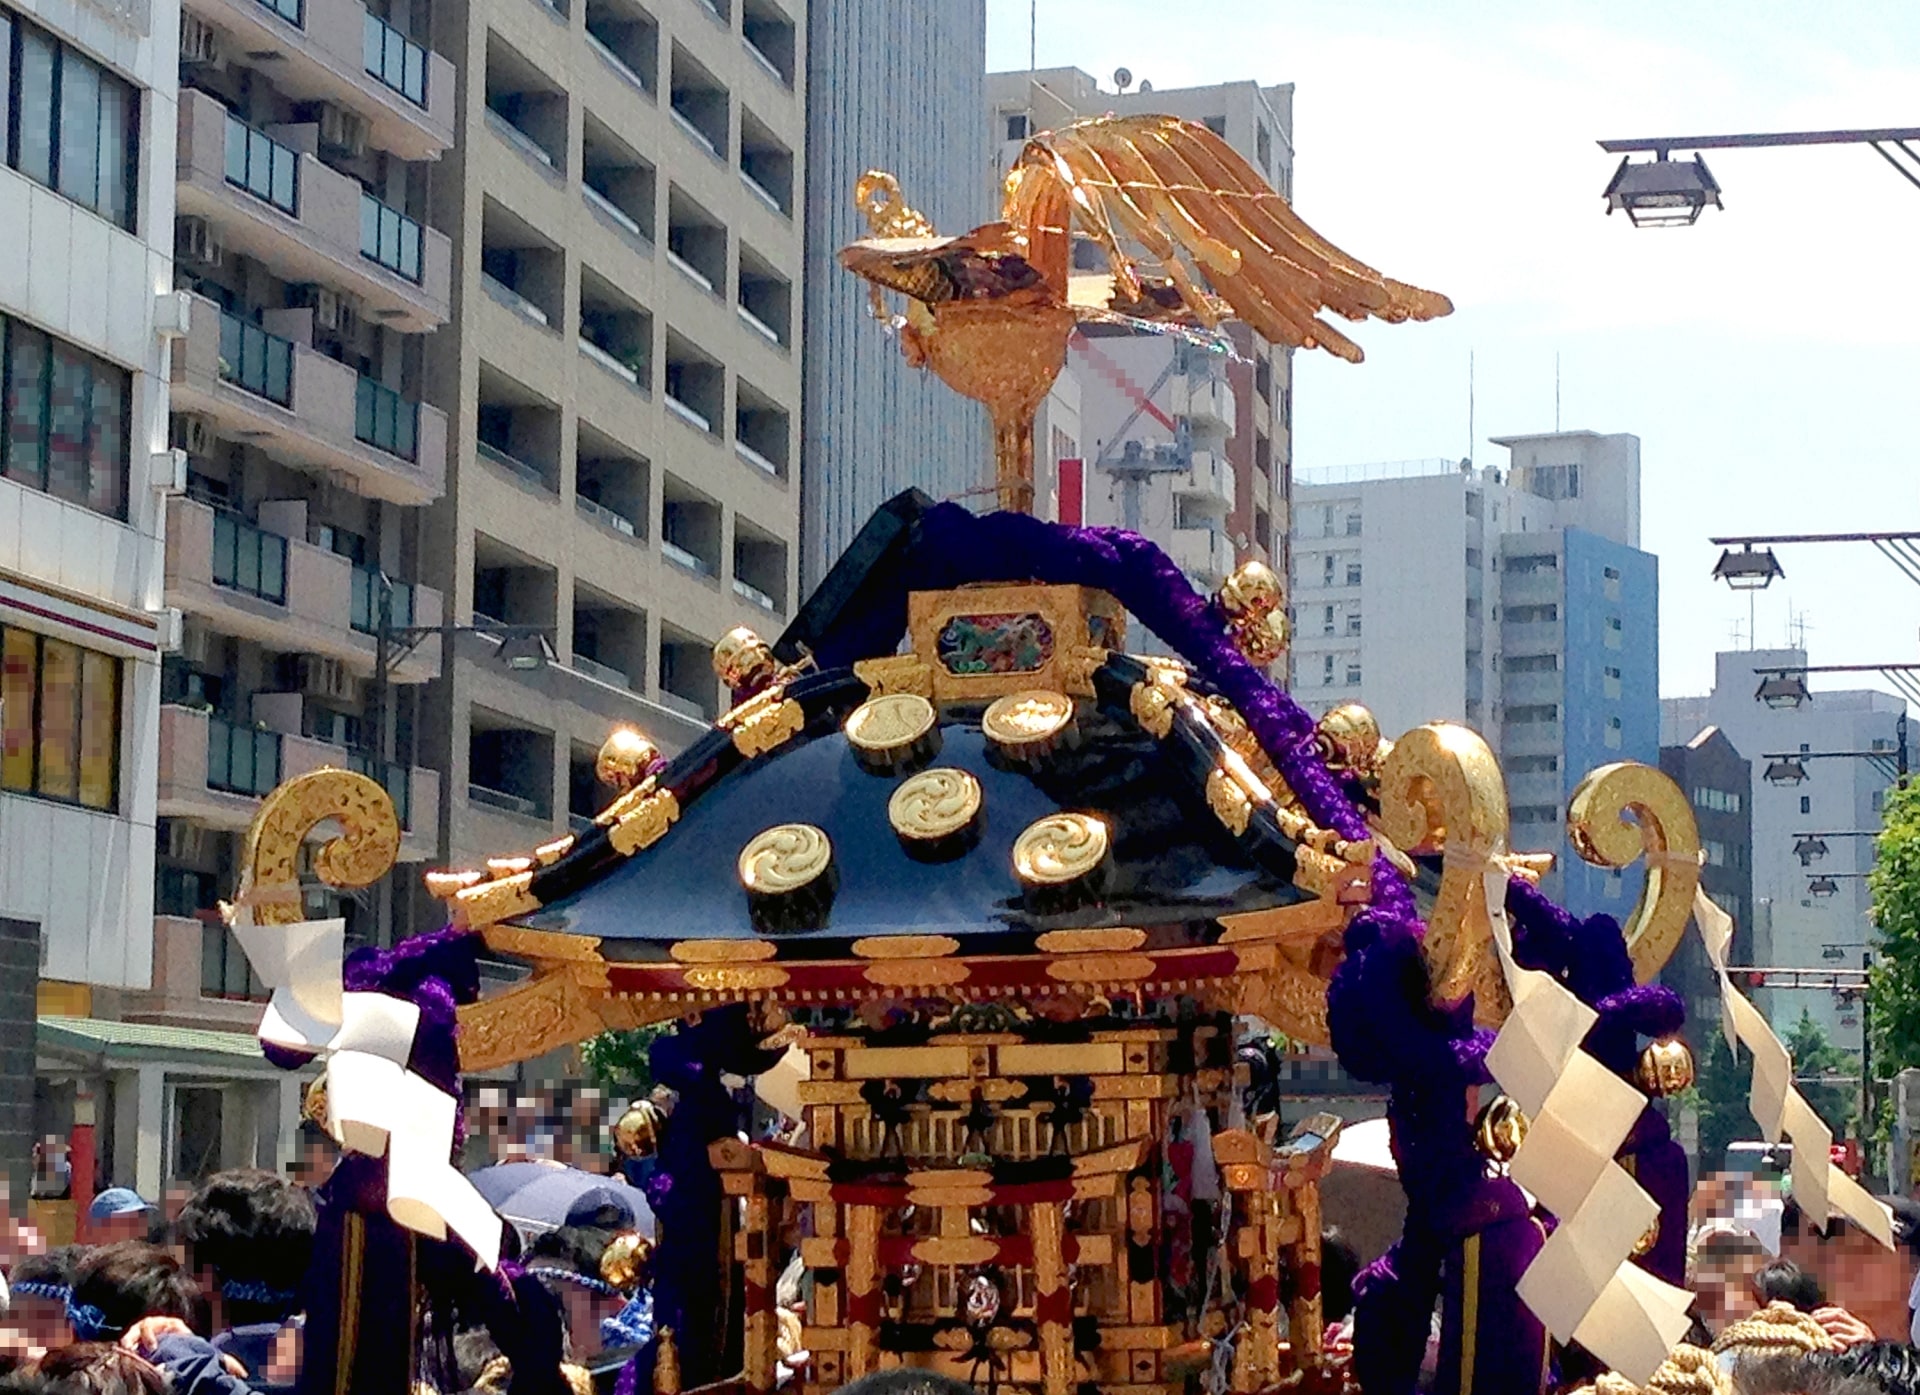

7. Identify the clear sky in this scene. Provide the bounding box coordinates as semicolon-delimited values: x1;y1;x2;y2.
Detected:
984;1;1920;703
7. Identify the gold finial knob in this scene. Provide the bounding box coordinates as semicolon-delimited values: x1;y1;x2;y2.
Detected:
302;1074;330;1131
652;1328;680;1395
1635;1037;1696;1097
1315;704;1384;777
599;1231;653;1291
596;727;660;792
1218;560;1285;619
712;626;779;694
1474;1094;1529;1165
612;1098;666;1159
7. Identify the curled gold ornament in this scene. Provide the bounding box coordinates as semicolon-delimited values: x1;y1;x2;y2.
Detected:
888;768;983;842
595;727;660;792
981;690;1075;758
600;1231;653;1290
1376;723;1509;1016
236;769;401;927
712;626;779;693
1632;1219;1660;1259
1474;1094;1529;1164
1566;762;1703;983
1012;813;1109;887
844;692;939;764
613;1099;667;1159
738;824;834;895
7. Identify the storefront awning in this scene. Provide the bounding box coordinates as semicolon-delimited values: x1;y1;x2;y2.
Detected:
36;1016;286;1075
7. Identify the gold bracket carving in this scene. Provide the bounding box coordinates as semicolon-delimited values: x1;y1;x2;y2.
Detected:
1566;761;1703;982
231;769;401;927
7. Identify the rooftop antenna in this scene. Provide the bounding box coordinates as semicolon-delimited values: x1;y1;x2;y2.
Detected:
1789;608;1810;649
1729;618;1748;649
1113;67;1134;93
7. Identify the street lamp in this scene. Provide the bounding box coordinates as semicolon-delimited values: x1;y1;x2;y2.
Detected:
1597;128;1920;228
1601;153;1723;226
1793;836;1831;865
1808;875;1840;898
1764;757;1810;787
1755;672;1811;709
1712;545;1785;590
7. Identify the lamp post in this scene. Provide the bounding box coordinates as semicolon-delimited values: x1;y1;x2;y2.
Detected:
1792;830;1880;866
1597;128;1920;226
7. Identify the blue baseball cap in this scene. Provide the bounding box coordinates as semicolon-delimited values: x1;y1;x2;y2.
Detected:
88;1187;154;1221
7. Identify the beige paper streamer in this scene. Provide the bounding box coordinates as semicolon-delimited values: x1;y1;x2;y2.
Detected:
1479;860;1696;1383
1690;887;1893;1248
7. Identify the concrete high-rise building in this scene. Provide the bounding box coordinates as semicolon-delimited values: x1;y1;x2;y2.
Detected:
422;0;807;882
985;67;1295;593
1663;649;1906;1057
2;0;179;1203
1659;725;1754;1028
1291;431;1658;915
800;0;986;589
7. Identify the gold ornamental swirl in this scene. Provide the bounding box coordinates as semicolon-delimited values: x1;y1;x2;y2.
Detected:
234;769;401;927
981;690;1074;747
738;824;834;895
1375;722;1509;1018
888;768;982;841
844;693;937;753
1012;813;1109;886
1565;762;1702;982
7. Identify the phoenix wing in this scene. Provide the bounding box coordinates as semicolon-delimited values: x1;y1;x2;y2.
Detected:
1007;114;1451;362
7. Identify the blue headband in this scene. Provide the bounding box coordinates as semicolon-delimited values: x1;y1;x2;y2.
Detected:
13;1281;70;1303
66;1297;122;1343
526;1267;621;1298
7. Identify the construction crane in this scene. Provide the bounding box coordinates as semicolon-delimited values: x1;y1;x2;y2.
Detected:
1072;330;1204;533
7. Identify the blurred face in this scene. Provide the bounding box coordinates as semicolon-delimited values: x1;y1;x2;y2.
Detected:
1782;1229;1916;1339
10;1294;69;1356
91;1212;149;1245
1695;1249;1766;1331
557;1285;625;1360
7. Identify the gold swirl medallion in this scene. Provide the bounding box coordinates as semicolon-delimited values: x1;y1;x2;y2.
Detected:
738;824;834;895
981;690;1075;760
1012;813;1110;887
844;693;940;770
889;768;982;842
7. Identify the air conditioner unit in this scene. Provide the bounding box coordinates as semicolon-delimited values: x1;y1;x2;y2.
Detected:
296;655;359;705
170;412;217;458
159;818;211;863
178;623;216;667
316;104;368;160
176;217;224;269
179;13;223;66
291;284;362;336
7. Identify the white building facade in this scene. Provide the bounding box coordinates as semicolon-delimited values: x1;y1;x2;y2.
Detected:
0;0;181;1198
1291;432;1659;916
1663;648;1904;1058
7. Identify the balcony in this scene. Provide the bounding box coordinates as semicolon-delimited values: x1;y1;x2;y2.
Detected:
158;705;318;827
661;474;721;580
740;0;795;88
732;518;786;616
178;0;455;159
578;269;653;393
584;0;658;97
582;116;657;247
486;36;569;176
664;329;723;435
1501;670;1564;708
175;89;452;332
165;497;443;681
171;293;448;505
1170;527;1235;587
738;107;793;217
737;245;791;349
576;427;648;542
1174;450;1233;512
1172;375;1236;436
734;377;790;480
1501;620;1563;654
668;43;729;160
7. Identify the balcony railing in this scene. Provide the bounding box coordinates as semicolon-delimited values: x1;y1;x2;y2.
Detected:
218;312;294;407
469;782;540;818
661;538;715;576
482;272;550;326
740;168;786;216
734;439;781;478
364;11;428;107
355;376;420;460
346;751;412;829
664;394;711;433
586;32;653;95
570;653;630;689
477;439;554;491
732;577;778;613
666;249;714;293
487;108;557;171
669;107;721;160
577;495;638;537
583;183;646;241
350;566;415;634
579;336;643;387
208;718;282;796
360;191;424;283
224;112;300;215
211;513;289;604
736;302;781;346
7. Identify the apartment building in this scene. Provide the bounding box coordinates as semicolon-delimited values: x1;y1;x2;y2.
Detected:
0;0;177;1200
798;0;985;589
1291;432;1659;916
422;0;806;878
985;67;1295;593
1664;649;1906;1057
1658;724;1754;1030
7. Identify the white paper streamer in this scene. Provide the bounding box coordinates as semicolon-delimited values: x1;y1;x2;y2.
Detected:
232;918;504;1269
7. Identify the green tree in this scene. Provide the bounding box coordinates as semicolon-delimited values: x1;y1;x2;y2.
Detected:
579;1024;670;1094
1869;779;1920;1140
1693;1031;1760;1168
1783;1008;1856;1141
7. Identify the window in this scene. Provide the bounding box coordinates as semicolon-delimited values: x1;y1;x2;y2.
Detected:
1603;664;1622;699
1203;115;1226;136
356;377;419;460
1505;704;1558;724
1525;462;1580;500
2;315;130;519
210;513;288;603
0;12;138;229
217;311;293;407
1506;604;1559;623
1322;554;1335;584
224;111;299;215
1;626;120;810
201;922;268;1001
1506;554;1558;574
1345;662;1361;685
1346;610;1362;636
1345;563;1362;586
1703;840;1728;867
1503;653;1558;673
1322;654;1334;686
1004;112;1028;141
1465;548;1482;569
1602;564;1622;600
1604;615;1623;650
1693;787;1742;814
1256;122;1271;172
360;191;424;282
1799;795;1811;815
1508;755;1559;774
1344;513;1361;536
1322;604;1334;636
1512;806;1559;825
1604;715;1622;749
